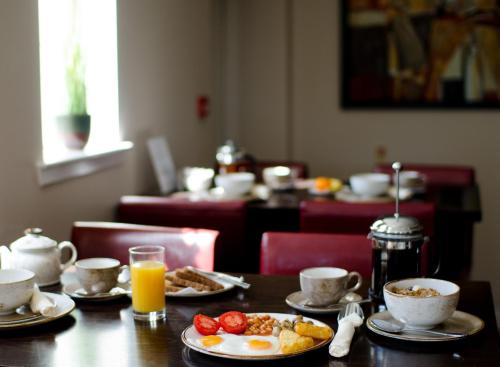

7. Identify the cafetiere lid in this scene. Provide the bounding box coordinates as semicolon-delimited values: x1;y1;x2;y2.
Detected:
370;215;424;240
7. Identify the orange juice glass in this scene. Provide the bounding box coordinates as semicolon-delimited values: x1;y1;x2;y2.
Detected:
129;246;166;321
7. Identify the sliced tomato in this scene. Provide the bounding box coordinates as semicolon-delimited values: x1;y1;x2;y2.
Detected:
219;311;248;334
193;314;220;336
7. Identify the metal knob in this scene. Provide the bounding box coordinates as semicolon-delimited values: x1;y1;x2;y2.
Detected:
24;228;43;236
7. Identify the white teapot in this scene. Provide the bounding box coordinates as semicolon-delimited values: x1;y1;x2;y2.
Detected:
0;228;78;286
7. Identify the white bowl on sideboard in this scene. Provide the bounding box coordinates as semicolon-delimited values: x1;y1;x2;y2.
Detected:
215;172;255;198
349;173;390;197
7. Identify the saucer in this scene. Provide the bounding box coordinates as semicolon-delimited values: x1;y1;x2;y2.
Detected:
367;310;484;342
0;292;75;329
335;187;393;203
63;282;128;301
285;291;366;314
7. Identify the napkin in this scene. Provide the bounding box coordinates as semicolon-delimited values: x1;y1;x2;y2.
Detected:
30;284;57;317
329;312;363;358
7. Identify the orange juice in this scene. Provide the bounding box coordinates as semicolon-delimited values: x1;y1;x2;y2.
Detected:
131;260;165;313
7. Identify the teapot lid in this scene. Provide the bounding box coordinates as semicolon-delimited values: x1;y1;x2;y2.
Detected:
370;215;424;240
10;228;57;250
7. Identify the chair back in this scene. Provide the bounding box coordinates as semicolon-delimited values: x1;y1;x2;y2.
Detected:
300;201;435;237
260;232;372;278
374;163;475;187
71;221;218;271
117;196;246;272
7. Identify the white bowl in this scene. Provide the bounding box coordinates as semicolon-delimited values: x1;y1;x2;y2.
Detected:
0;269;35;315
394;171;426;190
182;167;214;192
383;278;460;330
215;172;255;197
262;166;296;190
349;173;390;197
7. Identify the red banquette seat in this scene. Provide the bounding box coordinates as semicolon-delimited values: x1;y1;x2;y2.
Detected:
116;196;247;272
260;232;372;278
374;163;475;188
300;201;435;237
71;221;218;271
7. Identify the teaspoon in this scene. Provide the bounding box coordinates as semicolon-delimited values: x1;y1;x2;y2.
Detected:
372;319;465;338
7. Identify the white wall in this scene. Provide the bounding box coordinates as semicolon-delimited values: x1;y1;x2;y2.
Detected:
226;0;500;310
0;0;218;243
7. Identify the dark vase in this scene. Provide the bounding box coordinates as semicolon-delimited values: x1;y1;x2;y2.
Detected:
56;114;91;150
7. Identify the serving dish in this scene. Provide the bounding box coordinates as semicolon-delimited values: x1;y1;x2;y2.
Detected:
181;312;333;360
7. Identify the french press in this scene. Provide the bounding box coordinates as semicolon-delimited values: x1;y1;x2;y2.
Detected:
368;162;429;301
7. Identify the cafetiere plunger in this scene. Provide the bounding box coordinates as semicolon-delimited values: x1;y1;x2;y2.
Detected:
368;162;428;302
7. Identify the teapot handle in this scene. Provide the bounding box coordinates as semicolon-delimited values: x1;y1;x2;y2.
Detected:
0;245;12;269
58;241;78;271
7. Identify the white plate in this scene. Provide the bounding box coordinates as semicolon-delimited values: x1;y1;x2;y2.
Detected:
335;187;393;203
0;292;75;329
164;271;235;297
63;282;128;301
308;187;334;196
169;189;256;202
120;270;237;298
181;312;333;360
367;310;484;342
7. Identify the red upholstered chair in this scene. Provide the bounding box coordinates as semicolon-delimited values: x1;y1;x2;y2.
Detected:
260;232;372;278
116;196;247;272
300;201;435;237
374;163;475;188
254;161;309;182
71;222;218;271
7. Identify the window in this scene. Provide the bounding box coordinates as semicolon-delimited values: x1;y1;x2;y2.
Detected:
38;0;130;181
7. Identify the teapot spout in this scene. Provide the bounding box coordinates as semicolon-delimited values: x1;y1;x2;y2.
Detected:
0;245;12;269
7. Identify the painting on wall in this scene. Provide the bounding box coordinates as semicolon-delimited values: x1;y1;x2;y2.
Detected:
341;0;500;108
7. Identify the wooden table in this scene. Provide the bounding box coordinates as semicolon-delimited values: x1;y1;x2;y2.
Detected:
247;185;482;278
0;275;498;366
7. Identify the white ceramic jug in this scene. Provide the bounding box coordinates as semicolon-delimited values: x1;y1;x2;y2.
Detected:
0;228;78;286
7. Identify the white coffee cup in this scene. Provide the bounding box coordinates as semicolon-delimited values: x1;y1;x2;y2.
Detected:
300;267;362;306
75;258;123;294
0;269;35;315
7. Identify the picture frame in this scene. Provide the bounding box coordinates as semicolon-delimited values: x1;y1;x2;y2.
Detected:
340;0;500;109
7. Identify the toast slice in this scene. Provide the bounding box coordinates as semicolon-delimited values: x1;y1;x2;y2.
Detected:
175;268;224;291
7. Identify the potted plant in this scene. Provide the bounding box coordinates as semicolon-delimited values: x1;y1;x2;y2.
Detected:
57;42;91;150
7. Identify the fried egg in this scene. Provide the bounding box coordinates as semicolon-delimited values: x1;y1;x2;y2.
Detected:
195;334;280;356
218;335;280;356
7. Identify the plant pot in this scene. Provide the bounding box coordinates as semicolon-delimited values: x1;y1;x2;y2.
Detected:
57;114;91;150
